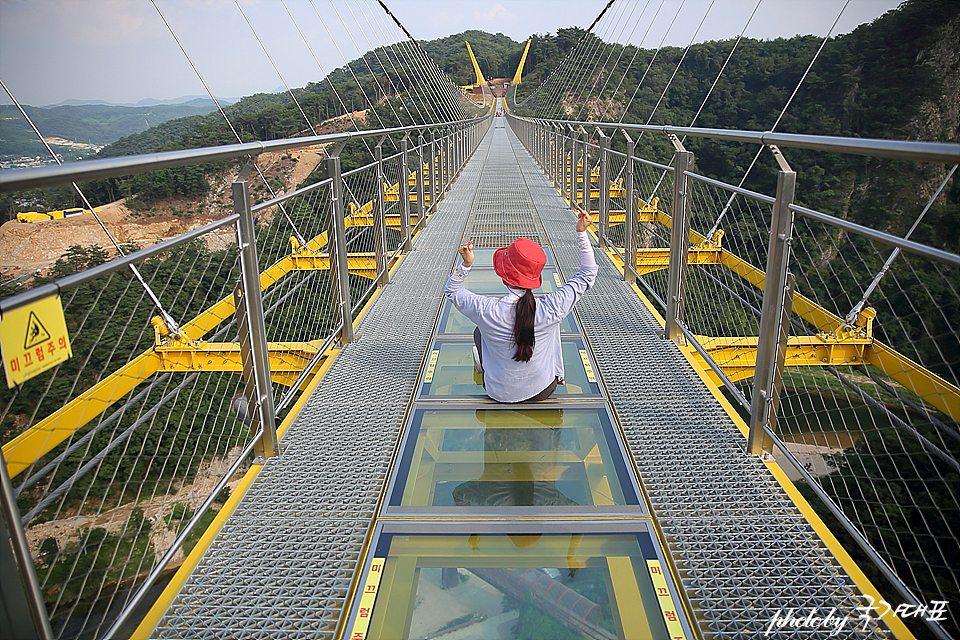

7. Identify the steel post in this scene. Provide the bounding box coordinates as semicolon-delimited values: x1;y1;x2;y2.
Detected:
748;168;797;455
400;137;412;251
664;149;693;343
323;154;356;344
373;143;388;286
623;131;637;284
581;129;590;215
429;132;438;211
233;165;279;457
416;133;426;227
1;449;53;640
598;131;610;248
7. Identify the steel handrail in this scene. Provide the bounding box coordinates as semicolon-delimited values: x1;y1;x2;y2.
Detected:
512;116;960;164
0;116;489;193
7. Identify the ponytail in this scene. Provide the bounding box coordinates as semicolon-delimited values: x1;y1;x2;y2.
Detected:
513;289;536;362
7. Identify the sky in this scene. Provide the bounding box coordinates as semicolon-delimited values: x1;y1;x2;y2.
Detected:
0;0;905;107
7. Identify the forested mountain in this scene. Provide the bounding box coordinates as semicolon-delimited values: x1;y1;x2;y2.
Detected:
5;0;956;235
0;102;225;159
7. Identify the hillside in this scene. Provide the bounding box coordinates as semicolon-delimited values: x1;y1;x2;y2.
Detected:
0;102;226;161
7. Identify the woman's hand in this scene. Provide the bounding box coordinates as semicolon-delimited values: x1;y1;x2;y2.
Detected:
458;240;475;268
576;207;592;232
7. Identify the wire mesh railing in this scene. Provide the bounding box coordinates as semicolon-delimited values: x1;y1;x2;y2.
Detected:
0;115;491;639
509;114;960;639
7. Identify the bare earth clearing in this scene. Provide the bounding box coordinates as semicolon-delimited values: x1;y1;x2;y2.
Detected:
0;146;324;280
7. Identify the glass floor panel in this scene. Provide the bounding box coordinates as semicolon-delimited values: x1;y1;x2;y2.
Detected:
418;338;602;400
346;525;692;640
437;299;579;335
387;405;639;511
461;246;556;269
462;267;562;295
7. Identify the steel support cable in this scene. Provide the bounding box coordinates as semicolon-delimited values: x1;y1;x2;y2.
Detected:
328;0;406;133
0;78;184;338
588;0;652;121
619;0;687;124
279;0;374;152
370;0;464;122
595;0;664;121
551;0;622;112
846;164;958;325
235;1;319;137
542;25;606;119
521;0;620;114
310;0;391;131
346;0;424;132
560;1;624;120
571;0;637;121
151;0;307;246
356;0;429;125
641;0;717;132
614;0;756;195
543;37;598;119
410;34;472;122
706;0;852;238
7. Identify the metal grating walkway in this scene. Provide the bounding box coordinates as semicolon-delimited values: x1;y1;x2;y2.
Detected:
150;120;891;639
151;128;496;639
504;125;889;639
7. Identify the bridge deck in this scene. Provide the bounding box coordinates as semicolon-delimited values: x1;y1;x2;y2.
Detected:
144;120;889;639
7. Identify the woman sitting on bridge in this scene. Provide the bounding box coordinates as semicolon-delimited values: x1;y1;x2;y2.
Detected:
445;208;597;403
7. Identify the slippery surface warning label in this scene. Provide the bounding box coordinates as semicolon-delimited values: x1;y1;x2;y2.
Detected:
1;296;72;387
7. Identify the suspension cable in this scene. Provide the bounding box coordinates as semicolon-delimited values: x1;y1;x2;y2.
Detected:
587;0;650;121
596;0;663;120
279;0;374;152
573;0;637;120
619;0;687;122
234;0;318;137
357;0;429;125
559;1;623;120
328;0;405;130
846;164;958;325
310;0;390;130
520;0;621;115
151;0;307;245
707;0;852;238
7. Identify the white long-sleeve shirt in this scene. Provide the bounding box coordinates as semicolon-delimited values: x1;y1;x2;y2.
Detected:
444;231;598;402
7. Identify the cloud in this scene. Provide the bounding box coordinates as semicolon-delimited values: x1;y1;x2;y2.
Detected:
475;3;516;24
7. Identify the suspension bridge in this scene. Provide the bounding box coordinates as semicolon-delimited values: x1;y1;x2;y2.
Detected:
1;2;958;639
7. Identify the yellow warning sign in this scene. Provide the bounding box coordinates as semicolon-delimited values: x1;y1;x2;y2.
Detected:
553;272;562;288
347;557;385;639
579;349;597;383
1;295;72;387
647;559;688;639
24;311;51;349
424;350;439;383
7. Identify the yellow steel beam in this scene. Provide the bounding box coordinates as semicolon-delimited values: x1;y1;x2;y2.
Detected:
288;251;380;280
656;207;960;420
464;41;486;86
155;341;320;376
691;334;874;383
512;39;532;85
2;352;162;478
2;180;430;476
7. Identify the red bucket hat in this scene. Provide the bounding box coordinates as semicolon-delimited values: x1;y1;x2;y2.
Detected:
493;238;546;289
